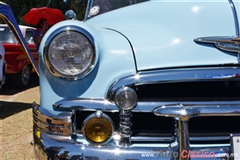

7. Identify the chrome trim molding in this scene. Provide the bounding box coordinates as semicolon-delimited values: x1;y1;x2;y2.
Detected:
54;97;240;113
189;136;231;142
131;136;174;142
54;98;119;111
153;104;240;121
33;102;73;136
107;67;240;100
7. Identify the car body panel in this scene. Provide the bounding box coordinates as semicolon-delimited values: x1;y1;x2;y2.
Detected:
32;0;240;159
39;20;136;109
86;1;239;71
0;24;38;74
38;0;240;108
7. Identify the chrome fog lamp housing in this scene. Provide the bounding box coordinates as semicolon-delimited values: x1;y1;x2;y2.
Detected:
114;87;137;110
45;29;95;80
82;111;114;145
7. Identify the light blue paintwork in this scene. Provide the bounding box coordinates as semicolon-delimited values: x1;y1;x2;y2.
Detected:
38;0;240;110
39;20;136;109
86;0;240;71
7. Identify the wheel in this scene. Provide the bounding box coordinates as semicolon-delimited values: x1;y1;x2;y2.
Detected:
14;65;32;88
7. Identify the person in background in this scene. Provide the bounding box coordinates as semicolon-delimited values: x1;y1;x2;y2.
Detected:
33;18;49;50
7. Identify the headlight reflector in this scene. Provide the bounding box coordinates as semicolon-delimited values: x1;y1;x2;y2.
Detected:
82;111;114;144
46;30;95;79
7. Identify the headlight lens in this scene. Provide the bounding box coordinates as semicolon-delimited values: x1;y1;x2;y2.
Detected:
82;111;114;145
46;30;95;79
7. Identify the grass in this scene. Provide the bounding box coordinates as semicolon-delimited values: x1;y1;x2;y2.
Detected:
0;81;40;160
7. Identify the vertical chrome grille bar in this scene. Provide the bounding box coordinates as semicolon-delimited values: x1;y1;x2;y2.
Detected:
177;120;190;160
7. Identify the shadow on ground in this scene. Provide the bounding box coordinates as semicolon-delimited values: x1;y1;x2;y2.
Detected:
0;74;39;119
0;101;32;119
0;74;39;95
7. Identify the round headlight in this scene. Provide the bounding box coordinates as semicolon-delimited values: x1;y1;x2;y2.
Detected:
46;30;95;80
82;111;114;145
115;87;137;110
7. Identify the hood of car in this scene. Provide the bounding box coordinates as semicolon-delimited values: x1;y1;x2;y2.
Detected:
86;0;240;71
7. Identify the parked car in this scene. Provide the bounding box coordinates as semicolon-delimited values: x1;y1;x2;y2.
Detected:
32;0;240;159
0;24;38;87
0;42;6;88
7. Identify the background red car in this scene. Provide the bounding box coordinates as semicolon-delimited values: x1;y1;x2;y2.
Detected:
0;24;38;87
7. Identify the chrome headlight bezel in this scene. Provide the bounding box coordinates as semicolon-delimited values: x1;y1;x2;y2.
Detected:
43;25;96;80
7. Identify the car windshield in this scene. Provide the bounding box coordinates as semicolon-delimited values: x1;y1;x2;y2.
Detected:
85;0;149;19
0;26;18;43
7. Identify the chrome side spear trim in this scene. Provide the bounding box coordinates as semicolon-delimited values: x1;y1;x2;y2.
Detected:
194;0;240;61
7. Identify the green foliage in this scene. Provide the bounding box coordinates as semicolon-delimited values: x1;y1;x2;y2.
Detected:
0;0;88;25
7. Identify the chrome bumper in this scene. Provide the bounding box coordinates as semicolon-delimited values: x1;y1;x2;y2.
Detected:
33;102;239;160
33;130;233;160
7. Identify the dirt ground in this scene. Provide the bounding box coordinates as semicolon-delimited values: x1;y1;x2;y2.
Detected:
0;75;39;160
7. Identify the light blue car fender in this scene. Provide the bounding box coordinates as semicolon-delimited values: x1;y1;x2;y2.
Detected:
39;20;136;109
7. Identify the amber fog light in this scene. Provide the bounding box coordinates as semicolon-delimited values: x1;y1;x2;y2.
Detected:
115;87;137;110
82;111;114;144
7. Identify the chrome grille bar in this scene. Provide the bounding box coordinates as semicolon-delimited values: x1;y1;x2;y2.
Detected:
154;103;240;160
153;104;240;120
107;66;240;100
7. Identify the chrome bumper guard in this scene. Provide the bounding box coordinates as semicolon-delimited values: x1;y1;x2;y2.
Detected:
33;102;240;160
